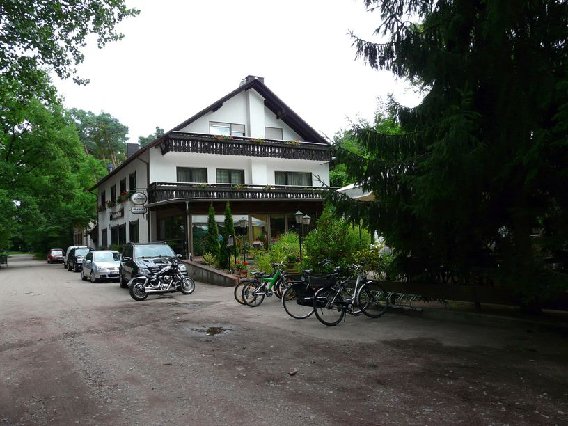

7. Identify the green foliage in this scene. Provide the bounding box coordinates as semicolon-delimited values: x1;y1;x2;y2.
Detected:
68;108;129;168
355;240;397;280
303;204;371;273
0;0;139;86
204;204;220;259
252;233;300;274
202;252;218;267
335;1;568;306
138;127;164;147
219;202;236;269
0;75;106;253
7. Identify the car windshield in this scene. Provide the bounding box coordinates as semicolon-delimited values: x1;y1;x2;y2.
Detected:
75;248;89;256
135;245;175;258
51;250;63;255
94;252;120;262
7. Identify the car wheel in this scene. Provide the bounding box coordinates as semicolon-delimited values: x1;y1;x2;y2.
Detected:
90;271;98;283
80;269;87;281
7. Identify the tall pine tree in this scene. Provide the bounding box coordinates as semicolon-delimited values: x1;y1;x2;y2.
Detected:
335;1;568;309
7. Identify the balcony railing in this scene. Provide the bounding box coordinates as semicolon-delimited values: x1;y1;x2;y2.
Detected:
148;182;328;204
159;132;331;162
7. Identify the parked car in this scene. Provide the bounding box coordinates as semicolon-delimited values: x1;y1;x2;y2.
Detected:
47;248;64;264
67;247;91;272
81;250;121;282
63;245;87;269
119;242;188;288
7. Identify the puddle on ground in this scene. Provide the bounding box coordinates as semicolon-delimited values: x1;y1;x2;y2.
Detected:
186;325;232;336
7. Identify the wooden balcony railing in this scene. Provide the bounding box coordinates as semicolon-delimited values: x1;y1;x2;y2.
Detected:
148;182;328;204
159;132;331;162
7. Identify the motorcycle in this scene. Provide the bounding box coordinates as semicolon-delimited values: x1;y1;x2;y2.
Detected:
128;258;196;301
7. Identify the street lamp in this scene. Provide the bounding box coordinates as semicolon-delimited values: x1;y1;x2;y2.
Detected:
295;210;311;260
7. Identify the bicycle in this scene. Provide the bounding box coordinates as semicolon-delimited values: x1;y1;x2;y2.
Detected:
241;263;288;307
281;269;338;319
313;267;388;326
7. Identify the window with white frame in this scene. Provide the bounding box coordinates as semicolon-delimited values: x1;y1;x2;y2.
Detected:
209;121;245;137
216;168;244;184
275;171;312;186
177;167;207;183
265;127;283;140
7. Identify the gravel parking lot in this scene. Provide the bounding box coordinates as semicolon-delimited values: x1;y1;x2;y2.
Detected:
0;255;567;425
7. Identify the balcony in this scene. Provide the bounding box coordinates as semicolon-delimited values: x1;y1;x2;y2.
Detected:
159;132;331;162
148;182;328;204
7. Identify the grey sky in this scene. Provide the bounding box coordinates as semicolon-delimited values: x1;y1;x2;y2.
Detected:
54;0;421;143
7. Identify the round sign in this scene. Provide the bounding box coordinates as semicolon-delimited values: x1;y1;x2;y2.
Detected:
130;192;147;205
131;206;147;214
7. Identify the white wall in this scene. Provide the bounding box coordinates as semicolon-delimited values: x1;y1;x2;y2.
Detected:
97;150;150;245
149;150;329;187
178;88;304;141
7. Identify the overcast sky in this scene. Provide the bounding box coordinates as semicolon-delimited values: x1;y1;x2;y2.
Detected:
54;0;421;143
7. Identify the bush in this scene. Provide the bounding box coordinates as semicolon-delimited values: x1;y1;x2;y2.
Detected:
355;240;397;279
303;204;371;273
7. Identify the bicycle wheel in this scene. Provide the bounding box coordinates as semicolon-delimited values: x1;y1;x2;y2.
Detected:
234;280;251;305
356;283;388;318
273;277;290;299
282;283;315;319
313;287;345;326
242;282;265;307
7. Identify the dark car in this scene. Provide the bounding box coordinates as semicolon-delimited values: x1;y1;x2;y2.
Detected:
119;242;187;288
47;248;64;264
67;247;91;272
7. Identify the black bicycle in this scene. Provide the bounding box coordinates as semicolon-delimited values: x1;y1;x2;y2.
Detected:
313;270;388;326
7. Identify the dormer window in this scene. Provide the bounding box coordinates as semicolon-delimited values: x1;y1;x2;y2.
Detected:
210;122;245;137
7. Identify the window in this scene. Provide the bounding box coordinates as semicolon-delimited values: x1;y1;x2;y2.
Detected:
177;167;207;183
101;228;108;248
100;190;106;206
216;169;244;184
129;220;139;243
119;178;126;195
265;127;283;140
110;185;116;203
209;121;245;137
275;171;312;186
129;172;136;193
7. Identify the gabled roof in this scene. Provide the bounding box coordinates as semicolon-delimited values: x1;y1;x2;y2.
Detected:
92;76;329;190
172;77;329;145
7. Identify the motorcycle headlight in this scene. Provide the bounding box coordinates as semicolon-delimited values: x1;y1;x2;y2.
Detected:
178;263;187;272
138;267;151;276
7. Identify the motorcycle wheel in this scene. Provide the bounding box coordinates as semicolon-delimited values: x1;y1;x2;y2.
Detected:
129;278;148;301
180;276;196;294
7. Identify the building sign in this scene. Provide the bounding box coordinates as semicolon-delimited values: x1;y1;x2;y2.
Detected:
131;206;147;215
110;208;124;220
131;192;147;205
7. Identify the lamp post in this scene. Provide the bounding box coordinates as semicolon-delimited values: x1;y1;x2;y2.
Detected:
295;210;311;260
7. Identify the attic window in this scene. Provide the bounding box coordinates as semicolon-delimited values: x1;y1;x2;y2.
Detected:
210;122;245;137
265;127;283;140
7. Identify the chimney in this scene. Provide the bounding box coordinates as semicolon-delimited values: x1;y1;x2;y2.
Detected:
240;75;265;86
127;143;140;158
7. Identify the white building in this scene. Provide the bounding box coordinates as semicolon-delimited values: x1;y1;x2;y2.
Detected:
92;76;331;257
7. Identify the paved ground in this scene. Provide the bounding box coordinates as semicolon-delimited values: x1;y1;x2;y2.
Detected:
0;254;567;425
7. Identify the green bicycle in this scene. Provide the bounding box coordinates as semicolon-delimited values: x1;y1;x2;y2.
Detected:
241;263;288;307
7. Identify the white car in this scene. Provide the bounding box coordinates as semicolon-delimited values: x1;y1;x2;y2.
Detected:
63;245;87;269
81;250;121;283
